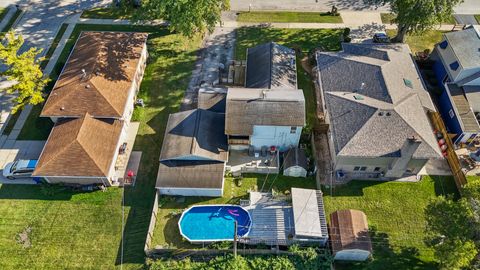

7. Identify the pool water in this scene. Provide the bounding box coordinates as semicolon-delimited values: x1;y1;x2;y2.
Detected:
179;205;252;242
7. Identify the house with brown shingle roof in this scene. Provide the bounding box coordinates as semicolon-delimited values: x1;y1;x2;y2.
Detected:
33;114;124;184
34;31;148;186
41;31;148;121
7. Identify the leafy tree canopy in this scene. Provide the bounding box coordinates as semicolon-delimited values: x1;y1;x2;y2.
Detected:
138;0;229;37
367;0;463;42
0;31;49;113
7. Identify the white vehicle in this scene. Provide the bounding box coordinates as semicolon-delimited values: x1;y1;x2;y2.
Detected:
3;159;38;180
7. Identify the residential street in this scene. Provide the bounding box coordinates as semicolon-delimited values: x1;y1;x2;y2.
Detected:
230;0;480;14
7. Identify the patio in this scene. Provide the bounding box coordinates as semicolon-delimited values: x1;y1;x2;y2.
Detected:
114;122;141;186
226;149;280;175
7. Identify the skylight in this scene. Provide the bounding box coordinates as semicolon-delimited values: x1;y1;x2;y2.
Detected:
353;95;364;100
403;78;413;88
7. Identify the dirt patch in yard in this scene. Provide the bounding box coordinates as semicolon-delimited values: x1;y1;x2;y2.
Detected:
16;226;32;248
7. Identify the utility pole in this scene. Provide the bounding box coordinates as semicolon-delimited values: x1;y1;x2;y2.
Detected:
233;221;238;257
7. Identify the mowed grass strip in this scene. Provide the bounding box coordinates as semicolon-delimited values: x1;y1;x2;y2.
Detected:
386;29;444;53
324;176;458;270
2;24;202;269
81;6;136;20
237;11;342;23
152;174;318;248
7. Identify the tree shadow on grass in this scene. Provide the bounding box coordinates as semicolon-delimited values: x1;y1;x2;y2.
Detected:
334;227;437;270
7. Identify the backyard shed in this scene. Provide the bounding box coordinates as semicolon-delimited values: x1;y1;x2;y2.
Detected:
329;209;372;261
283;148;308;177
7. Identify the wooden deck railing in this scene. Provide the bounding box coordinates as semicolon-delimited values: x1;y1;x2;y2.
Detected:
428;111;467;191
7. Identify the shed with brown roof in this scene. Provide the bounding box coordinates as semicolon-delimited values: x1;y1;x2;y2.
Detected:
33;114;124;185
329;209;372;261
41;31;148;119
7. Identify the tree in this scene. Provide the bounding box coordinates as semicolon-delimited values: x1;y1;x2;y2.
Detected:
138;0;229;38
433;238;477;270
0;31;49;113
425;195;479;269
368;0;463;43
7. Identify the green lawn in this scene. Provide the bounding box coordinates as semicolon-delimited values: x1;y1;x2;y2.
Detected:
2;24;202;269
323;176;458;270
0;185;124;269
237;11;342;23
386;29;444;53
381;13;456;24
475;15;480;24
235;27;342;130
152;174;317;248
81;6;136;19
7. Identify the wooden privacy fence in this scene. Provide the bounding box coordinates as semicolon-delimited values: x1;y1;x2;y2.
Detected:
144;190;160;255
428;111;467;190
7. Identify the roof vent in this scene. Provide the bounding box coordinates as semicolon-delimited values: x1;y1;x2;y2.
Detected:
81;68;87;80
386;112;391;116
60;106;65;111
85;84;91;89
378;112;384;116
360;82;366;91
262;90;267;99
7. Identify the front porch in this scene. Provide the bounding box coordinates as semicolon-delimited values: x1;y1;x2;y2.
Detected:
226;149;280;175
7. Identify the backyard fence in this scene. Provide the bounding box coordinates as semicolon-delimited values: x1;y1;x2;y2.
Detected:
428;111;467;191
148;248;293;260
144;190;160;255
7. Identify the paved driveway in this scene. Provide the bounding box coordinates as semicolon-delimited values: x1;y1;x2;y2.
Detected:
0;140;45;184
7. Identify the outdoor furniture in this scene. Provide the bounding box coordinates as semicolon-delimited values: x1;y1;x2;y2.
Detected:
119;142;127;154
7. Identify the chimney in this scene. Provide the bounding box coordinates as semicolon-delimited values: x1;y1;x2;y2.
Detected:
385;135;422;178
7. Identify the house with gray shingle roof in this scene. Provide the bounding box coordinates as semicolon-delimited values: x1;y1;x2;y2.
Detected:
226;42;305;151
432;26;480;145
316;43;442;179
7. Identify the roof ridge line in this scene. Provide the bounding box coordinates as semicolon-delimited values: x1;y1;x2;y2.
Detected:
190;109;202;155
393;95;441;156
76;116;110;175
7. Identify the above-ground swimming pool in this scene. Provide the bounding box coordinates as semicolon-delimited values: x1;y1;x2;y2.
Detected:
178;205;252;242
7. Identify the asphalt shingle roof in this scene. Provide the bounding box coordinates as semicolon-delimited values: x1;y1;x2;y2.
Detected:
246;42;297;89
225;88;305;135
317;43;441;159
41;31;148;118
160;109;228;161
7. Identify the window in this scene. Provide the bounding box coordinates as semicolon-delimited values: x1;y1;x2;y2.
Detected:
360;166;367;171
374;167;381;172
290;127;297;134
449;61;459;71
439;40;448;49
449;109;455;119
354;166;360;171
403;78;413;89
